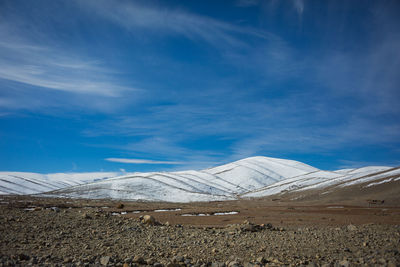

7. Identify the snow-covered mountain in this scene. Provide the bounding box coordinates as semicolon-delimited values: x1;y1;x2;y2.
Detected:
1;156;399;202
42;156;318;202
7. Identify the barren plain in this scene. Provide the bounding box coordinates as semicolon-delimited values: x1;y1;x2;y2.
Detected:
1;195;399;267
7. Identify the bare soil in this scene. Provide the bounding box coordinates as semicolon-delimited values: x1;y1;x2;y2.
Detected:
1;195;400;266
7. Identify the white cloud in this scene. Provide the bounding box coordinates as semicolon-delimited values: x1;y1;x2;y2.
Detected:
78;0;271;48
0;40;132;97
105;158;184;165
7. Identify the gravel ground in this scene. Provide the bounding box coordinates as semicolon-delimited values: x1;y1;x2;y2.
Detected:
1;204;400;267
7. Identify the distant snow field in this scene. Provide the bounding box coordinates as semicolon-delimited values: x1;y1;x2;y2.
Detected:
0;156;398;202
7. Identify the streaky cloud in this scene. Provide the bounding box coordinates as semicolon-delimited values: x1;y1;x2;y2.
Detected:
0;40;132;97
77;0;273;48
105;158;184;165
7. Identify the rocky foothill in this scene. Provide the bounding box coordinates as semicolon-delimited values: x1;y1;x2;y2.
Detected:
1;203;400;267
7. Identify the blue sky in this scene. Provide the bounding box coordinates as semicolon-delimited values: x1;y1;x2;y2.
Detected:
0;0;399;173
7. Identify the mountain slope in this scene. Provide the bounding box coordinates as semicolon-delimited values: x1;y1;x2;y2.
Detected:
44;156;318;202
242;166;399;198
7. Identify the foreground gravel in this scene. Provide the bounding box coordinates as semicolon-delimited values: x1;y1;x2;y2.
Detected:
1;206;399;267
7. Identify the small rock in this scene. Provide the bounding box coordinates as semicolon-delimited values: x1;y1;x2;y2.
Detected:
18;253;30;261
154;262;164;267
347;224;357;231
51;207;60;213
83;213;91;219
166;262;180;267
116;203;124;209
240;224;257;232
211;262;224;267
228;261;241;267
256;256;265;264
267;257;280;264
30;257;38;264
378;258;387;265
141;215;157;225
146;258;156;265
132;255;145;264
338;260;350;267
173;255;184;263
100;256;111;266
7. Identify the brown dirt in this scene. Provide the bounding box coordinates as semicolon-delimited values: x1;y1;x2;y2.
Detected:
2;194;400;228
1;195;400;266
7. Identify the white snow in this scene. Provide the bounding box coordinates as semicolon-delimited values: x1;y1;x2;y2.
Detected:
154;208;181;212
365;178;393;187
213;211;239;215
24;208;36;211
181;211;238;216
333;169;355;174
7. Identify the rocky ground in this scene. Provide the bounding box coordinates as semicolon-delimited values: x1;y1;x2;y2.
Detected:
0;196;400;266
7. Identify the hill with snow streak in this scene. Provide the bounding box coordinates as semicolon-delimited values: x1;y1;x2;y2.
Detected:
43;156;399;202
43;156;317;202
242;166;400;198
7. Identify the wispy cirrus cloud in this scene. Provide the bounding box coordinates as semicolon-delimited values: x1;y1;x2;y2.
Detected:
77;0;272;48
0;5;141;114
0;0;281;115
105;158;184;165
337;159;400;169
0;40;132;98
